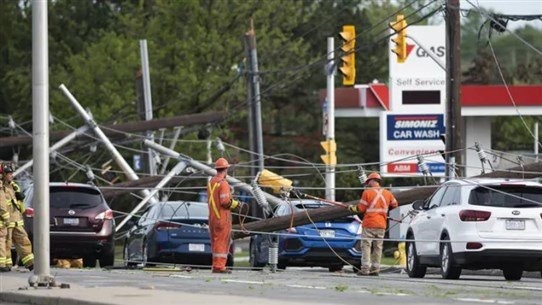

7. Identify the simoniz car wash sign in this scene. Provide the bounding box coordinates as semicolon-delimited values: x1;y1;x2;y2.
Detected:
387;114;444;141
380;112;446;177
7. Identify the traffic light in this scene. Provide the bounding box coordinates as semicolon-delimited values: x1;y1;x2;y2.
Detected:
339;25;356;86
320;139;337;165
389;14;407;63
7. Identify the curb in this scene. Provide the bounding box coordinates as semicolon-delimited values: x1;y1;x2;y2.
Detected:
1;291;111;305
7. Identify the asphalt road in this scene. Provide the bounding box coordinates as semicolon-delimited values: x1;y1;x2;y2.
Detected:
3;266;542;305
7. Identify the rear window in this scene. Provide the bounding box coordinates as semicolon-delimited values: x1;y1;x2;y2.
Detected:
274;201;355;222
159;202;208;219
468;185;542;208
50;186;103;209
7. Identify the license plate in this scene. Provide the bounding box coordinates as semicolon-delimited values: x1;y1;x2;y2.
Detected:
63;218;79;225
188;243;205;252
505;219;525;230
318;230;335;238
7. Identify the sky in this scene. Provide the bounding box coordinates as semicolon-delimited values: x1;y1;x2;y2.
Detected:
462;0;542;29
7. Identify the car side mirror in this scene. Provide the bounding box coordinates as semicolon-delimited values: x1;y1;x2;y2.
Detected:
412;200;425;211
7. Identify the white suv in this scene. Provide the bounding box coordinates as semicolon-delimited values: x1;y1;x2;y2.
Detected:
406;178;542;281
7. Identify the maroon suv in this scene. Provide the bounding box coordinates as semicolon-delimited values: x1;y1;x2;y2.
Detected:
23;182;115;267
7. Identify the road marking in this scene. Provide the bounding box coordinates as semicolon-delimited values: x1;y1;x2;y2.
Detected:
511;286;542;291
455;298;515;304
169;274;193;279
287;284;327;289
222;279;265;285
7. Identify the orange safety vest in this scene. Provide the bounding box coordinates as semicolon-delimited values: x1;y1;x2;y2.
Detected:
356;186;398;229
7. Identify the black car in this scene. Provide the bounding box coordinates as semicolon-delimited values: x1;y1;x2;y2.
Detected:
23;182;116;267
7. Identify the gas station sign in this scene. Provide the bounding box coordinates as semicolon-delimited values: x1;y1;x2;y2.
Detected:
380;25;446;177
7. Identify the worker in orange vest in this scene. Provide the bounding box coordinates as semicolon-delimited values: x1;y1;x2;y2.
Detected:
349;172;398;276
207;157;241;273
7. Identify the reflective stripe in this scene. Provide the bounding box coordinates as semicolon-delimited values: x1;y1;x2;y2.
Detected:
212;253;228;258
21;254;34;265
7;220;24;228
366;189;389;214
208;182;221;219
359;199;368;206
1;212;9;220
0;257;5;265
5;199;12;206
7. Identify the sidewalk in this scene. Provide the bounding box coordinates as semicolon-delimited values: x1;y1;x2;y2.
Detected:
0;269;301;305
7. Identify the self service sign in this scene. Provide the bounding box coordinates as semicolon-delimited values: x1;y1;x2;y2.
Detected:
380;112;446;177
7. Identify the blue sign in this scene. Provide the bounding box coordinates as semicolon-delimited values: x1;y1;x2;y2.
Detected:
426;162;445;173
387;114;445;141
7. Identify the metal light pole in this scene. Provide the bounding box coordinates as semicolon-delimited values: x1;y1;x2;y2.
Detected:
31;0;52;285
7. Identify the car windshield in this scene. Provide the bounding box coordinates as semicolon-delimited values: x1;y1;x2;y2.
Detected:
469;185;542;208
50;186;103;208
275;200;329;216
159;202;209;219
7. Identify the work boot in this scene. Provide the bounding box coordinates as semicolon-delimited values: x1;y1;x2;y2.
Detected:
0;266;11;272
26;264;34;271
356;271;370;276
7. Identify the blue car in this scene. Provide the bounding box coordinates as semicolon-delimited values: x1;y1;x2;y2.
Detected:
123;201;234;268
249;199;362;272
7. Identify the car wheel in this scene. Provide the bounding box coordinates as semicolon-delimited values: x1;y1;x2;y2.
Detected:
226;254;234;267
406;236;426;278
503;267;522;281
123;243;137;268
277;259;287;270
83;255;97;268
142;244;156;267
328;264;343;272
99;248;115;268
249;239;265;270
440;236;461;279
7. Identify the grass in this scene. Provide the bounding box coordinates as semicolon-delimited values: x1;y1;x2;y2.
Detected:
234;250;399;269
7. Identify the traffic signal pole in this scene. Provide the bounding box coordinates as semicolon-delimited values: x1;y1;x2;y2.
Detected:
325;37;336;201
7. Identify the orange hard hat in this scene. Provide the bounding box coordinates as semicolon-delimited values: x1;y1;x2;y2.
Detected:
365;172;382;184
215;157;230;169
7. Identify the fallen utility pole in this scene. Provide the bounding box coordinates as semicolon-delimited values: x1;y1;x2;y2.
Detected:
13;125;89;178
60;84;158;205
115;160;188;232
0;111;226;148
232;161;542;239
144;139;284;210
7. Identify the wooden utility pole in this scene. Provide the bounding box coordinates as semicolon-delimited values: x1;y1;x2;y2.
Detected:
0;111;226;148
445;0;463;178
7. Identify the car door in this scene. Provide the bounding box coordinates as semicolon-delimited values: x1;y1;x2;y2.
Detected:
413;185;447;255
127;206;155;261
423;183;461;255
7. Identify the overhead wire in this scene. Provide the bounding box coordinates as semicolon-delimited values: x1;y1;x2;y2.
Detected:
465;0;542;153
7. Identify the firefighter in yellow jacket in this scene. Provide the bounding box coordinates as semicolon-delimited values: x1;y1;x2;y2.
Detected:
2;163;34;270
0;180;9;272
